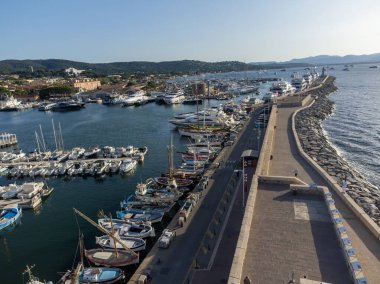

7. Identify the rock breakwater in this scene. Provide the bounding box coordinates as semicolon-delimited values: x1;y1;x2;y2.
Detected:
295;76;380;226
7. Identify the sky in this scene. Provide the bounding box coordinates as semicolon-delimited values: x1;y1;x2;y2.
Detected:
1;0;380;63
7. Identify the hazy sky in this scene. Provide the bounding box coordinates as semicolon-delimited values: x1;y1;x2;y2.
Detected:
1;0;379;63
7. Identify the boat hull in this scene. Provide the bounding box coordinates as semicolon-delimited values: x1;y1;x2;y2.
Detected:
85;248;139;267
78;267;124;284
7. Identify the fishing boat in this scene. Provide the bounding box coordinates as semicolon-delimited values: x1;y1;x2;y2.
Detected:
74;209;140;267
99;219;155;238
58;240;125;284
116;210;164;224
95;233;146;252
79;267;125;283
0;204;22;231
85;248;139;267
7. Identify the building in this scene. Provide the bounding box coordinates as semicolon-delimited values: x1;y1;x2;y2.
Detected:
191;82;206;96
65;67;85;76
73;79;101;91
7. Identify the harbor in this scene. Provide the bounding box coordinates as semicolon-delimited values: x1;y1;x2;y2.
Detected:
0;89;265;283
1;67;380;284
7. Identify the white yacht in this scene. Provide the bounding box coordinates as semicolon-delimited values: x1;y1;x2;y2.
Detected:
291;77;307;92
123;91;148;106
270;80;295;96
163;90;185;104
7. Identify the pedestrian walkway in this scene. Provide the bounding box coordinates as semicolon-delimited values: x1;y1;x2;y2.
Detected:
241;103;380;283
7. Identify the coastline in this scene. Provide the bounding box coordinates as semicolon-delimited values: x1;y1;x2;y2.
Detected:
295;77;380;227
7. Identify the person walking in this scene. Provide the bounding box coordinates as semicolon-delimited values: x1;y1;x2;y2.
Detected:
293;168;299;177
342;177;348;194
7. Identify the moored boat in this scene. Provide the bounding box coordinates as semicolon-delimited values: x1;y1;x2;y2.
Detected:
78;267;125;283
0;204;22;232
85;248;139;267
95;234;146;252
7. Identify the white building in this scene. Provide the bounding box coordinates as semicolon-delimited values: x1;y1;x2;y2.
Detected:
65;67;85;76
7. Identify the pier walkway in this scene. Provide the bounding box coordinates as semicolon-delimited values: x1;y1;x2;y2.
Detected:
128;106;264;284
241;103;380;282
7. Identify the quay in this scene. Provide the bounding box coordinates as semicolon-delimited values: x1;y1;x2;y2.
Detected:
0;132;17;148
129;76;380;284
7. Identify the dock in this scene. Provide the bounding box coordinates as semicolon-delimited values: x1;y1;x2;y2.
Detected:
0;132;17;148
128;77;380;284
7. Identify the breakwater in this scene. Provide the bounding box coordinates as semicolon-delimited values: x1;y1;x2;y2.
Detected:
295;77;380;227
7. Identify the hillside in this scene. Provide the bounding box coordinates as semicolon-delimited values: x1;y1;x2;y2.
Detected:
285;53;380;65
0;59;310;76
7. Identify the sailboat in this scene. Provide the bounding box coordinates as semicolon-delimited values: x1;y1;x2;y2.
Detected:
153;137;193;188
57;236;125;284
74;208;139;267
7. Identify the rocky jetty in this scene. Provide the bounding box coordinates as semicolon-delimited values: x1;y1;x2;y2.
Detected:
296;76;380;226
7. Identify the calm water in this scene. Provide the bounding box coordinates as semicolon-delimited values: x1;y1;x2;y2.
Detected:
0;102;218;283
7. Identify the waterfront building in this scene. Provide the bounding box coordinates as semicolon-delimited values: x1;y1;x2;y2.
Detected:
73;79;101;91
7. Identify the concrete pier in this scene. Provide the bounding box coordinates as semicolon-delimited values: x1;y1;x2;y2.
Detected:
229;79;380;284
0;132;17;148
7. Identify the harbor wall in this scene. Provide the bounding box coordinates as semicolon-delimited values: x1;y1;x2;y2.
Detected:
292;103;380;240
228;105;278;284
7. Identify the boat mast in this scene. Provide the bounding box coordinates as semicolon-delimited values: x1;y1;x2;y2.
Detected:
35;131;41;155
39;124;47;152
58;122;64;151
52;119;58;152
73;208;136;254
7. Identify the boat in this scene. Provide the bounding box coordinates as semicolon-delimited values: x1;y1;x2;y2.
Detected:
84;147;101;159
183;97;203;104
0;96;22;111
38;102;56;111
79;267;125;283
74;208;140;267
51;101;85;111
85;248;139;267
95;234;146;252
163;90;185;104
0;204;22;232
369;65;378;68
99;218;155;239
116;210;164;224
41;186;54;200
23;265;53;284
119;158;137;174
122;90;148;106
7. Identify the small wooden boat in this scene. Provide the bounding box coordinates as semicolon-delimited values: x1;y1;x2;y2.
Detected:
116;210;164;224
95;234;146;252
0;204;22;231
74;209;140;268
85;248;139;267
79;267;124;283
99;218;155;238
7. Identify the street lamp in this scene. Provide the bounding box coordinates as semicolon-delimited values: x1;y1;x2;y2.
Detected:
234;157;248;211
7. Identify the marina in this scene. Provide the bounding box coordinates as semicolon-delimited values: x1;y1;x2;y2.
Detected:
1;66;379;284
0;91;262;283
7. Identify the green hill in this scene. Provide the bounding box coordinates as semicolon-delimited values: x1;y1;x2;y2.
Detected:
0;59;310;76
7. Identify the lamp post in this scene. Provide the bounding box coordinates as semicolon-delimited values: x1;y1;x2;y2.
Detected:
234;158;247;211
242;157;247;209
